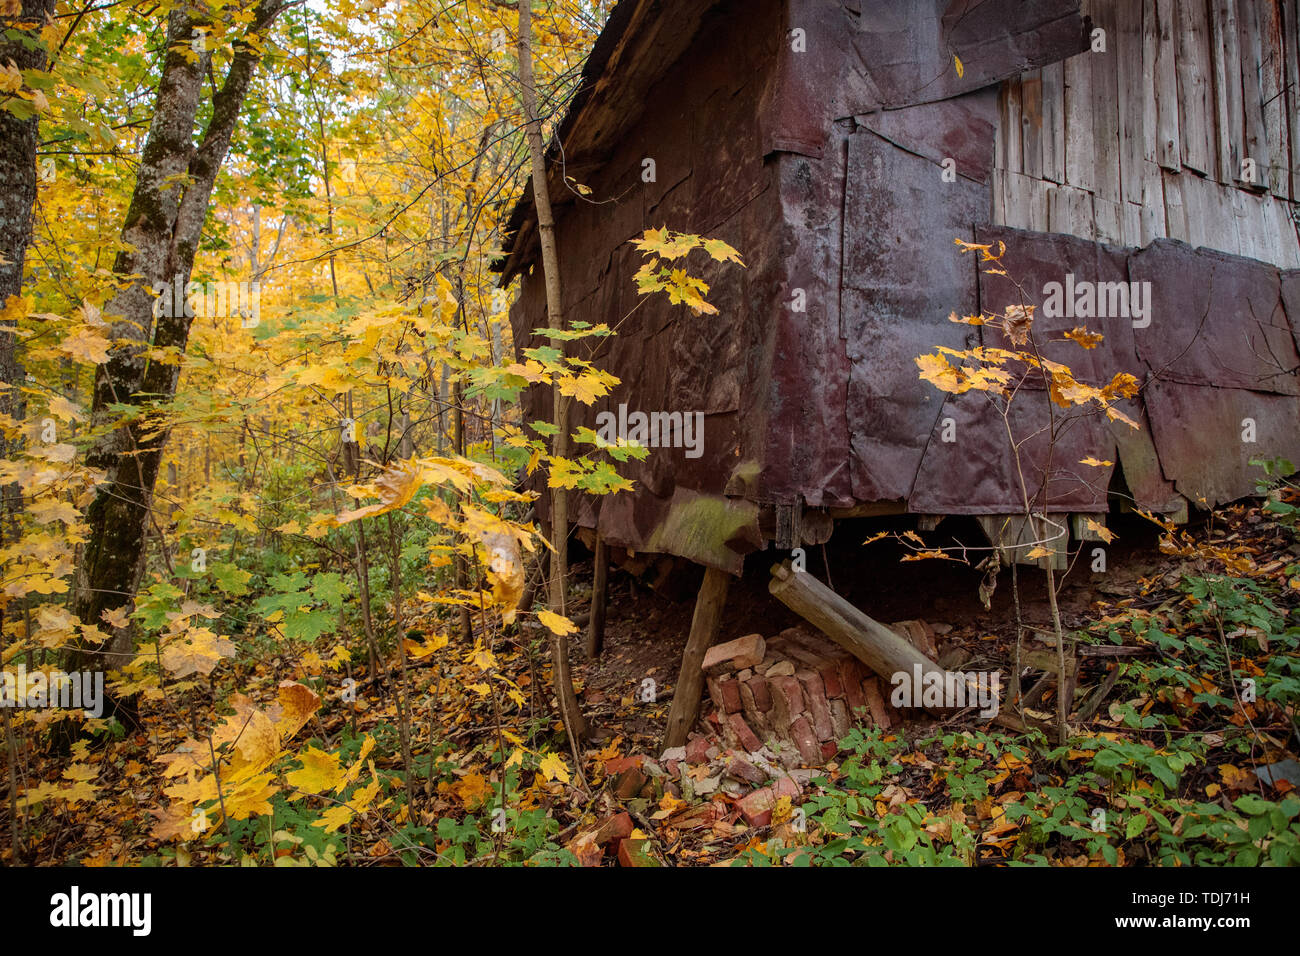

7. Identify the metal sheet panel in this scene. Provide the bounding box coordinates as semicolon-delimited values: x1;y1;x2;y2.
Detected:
1129;240;1300;396
839;128;988;504
1145;381;1300;506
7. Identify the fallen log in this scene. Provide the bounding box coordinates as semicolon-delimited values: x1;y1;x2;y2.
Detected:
768;562;1051;736
768;562;944;684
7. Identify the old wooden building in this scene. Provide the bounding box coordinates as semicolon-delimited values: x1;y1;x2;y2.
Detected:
499;0;1300;579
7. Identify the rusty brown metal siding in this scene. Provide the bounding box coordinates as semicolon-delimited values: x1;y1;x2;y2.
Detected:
504;0;1300;572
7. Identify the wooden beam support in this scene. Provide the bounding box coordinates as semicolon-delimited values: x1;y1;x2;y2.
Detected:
662;566;730;749
585;533;608;659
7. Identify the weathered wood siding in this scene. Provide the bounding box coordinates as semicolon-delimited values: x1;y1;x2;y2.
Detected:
994;0;1300;267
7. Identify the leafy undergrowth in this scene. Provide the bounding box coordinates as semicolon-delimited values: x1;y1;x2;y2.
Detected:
5;494;1298;866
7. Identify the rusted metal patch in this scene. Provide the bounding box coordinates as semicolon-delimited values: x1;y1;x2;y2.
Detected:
1144;381;1300;507
763;0;1086;157
840;129;987;504
1129;241;1300;397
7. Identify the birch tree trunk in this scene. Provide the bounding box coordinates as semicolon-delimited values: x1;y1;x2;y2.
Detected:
70;1;287;688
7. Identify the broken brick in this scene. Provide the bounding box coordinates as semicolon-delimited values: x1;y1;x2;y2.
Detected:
787;715;822;764
604;755;644;776
727;712;763;752
765;660;796;678
862;677;892;730
613;766;648;800
724;754;768;785
703;633;766;673
796;670;836;741
684;736;711;764
736;776;801;828
618;838;661;867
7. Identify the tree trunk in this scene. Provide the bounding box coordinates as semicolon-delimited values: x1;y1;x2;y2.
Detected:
0;0;56;857
517;0;586;747
0;0;55;527
70;1;287;684
0;0;54;423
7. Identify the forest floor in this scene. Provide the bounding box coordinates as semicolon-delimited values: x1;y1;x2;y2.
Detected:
6;500;1299;866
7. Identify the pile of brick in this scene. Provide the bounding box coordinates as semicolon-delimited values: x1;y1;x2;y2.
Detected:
701;622;941;766
573;620;945;864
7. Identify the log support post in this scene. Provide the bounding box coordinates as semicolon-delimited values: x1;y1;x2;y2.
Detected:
585;532;608;659
662;566;730;749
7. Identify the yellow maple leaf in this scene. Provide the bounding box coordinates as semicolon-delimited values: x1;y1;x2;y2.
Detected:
314;803;356;833
456;772;491;809
223;772;278;820
287;747;344;796
1084;517;1117;544
537;609;577;636
47;394;86;422
274;680;322;741
159;626;235;678
537;752;570;784
57;326;111;365
333;458;424;525
1063;326;1104;349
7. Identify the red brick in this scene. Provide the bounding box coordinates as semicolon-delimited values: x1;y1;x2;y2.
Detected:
599;812;634;843
745;676;772;711
703;633;766;673
684;736;711;764
718;677;743;714
841;660;867;715
781;626;852;662
862;677;892;730
787;715;822;764
725;754;767;785
604;755;644;775
738;680;774;738
736;776;801;828
828;697;852;738
819;660;844;698
618;838;661;867
612;767;648;799
727;712;763;752
767;675;805;729
891;619;938;659
796;670;836;741
706;675;726;712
